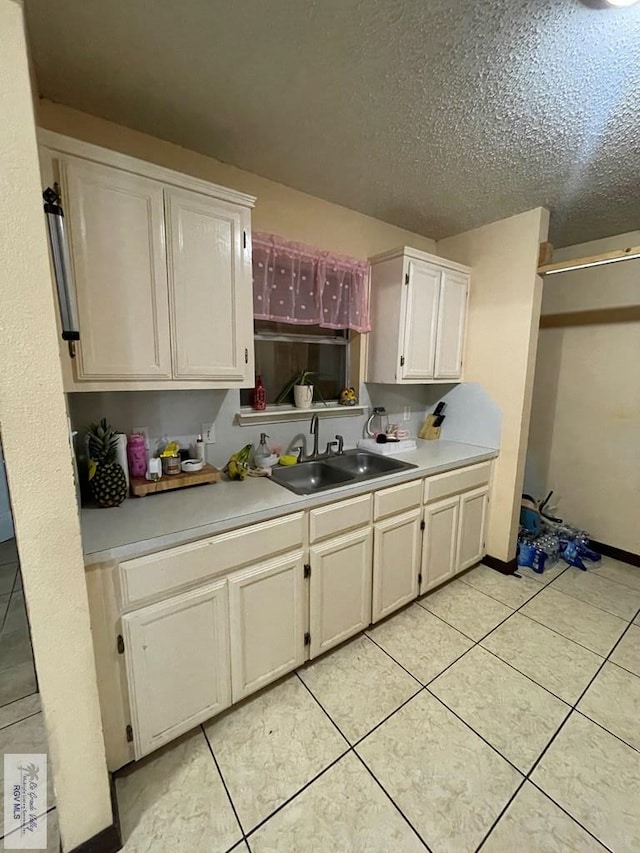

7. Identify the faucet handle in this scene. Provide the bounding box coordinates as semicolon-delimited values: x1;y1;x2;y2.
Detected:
324;440;338;456
335;434;344;455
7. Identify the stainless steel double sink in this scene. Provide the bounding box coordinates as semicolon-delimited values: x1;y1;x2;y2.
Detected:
271;449;417;495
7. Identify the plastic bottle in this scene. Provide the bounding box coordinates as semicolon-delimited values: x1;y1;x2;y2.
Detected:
252;376;266;411
127;433;147;478
254;433;272;468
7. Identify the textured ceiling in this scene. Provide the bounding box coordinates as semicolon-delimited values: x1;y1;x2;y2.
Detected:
25;0;640;247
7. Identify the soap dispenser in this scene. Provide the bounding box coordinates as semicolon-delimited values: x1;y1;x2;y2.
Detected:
254;433;272;469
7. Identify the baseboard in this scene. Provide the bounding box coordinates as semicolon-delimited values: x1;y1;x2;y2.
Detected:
68;824;121;853
483;554;517;575
591;540;640;569
67;778;122;853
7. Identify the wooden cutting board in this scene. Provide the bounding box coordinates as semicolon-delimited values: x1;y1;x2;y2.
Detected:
130;464;221;497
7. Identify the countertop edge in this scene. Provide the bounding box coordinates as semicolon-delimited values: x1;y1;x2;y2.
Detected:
83;445;498;566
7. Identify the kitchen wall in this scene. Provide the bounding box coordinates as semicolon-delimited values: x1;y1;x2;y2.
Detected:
0;3;113;849
438;208;549;564
38;99;438;258
526;230;640;555
41;99;450;463
67;383;453;471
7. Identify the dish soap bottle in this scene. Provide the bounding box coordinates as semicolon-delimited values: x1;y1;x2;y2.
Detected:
254;433;272;469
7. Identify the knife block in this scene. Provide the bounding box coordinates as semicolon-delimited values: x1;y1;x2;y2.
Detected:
419;414;441;441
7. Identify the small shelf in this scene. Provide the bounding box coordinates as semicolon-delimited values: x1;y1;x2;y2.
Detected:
235;404;367;426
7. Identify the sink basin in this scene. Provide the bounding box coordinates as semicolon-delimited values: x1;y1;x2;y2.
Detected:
325;450;410;477
271;450;417;495
271;461;355;495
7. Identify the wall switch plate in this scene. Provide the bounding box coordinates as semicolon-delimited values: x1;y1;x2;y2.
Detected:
403;406;411;422
203;423;216;444
133;426;150;449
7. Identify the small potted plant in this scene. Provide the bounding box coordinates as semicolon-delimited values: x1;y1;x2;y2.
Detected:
275;370;327;409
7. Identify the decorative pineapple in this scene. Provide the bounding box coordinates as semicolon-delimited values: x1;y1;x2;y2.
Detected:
87;419;128;508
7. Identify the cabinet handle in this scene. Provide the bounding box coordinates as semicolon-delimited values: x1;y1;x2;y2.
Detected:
400;355;405;367
243;230;247;250
244;347;249;364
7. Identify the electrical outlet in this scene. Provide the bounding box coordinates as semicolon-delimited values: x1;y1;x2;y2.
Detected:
133;426;149;449
403;406;411;422
202;422;216;444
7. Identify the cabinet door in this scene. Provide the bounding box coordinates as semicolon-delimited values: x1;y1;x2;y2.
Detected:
420;496;459;594
372;508;422;622
122;580;231;759
309;527;373;658
61;157;172;380
400;261;441;380
228;551;305;702
457;486;489;571
435;270;468;379
165;187;252;381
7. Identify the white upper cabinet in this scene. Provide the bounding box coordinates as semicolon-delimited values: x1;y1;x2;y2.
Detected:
165;188;252;382
366;247;470;384
62;157;172;381
435;269;468;379
39;131;256;391
401;261;441;380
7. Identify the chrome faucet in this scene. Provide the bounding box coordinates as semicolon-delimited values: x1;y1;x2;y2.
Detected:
310;414;320;459
297;415;345;461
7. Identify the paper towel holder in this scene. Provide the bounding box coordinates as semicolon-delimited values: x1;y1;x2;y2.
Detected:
43;184;80;357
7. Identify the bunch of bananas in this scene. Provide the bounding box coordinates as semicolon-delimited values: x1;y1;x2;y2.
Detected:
224;444;253;481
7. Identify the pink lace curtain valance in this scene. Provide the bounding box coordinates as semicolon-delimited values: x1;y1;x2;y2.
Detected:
252;233;371;333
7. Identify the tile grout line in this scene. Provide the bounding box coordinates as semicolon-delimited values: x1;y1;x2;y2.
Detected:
604;657;640;682
244;749;350;841
0;709;42;732
589;564;640;594
476;600;640;853
0;567;20;633
527;779;616;853
541;576;640;622
351;750;432;852
244;573;635;849
475;608;640;852
473;776;529;853
168;565;634;853
295;673;431;850
200;723;251;849
0;804;57;843
573;708;640;755
364;563;631;853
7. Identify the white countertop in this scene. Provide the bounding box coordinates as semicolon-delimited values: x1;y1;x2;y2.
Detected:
81;440;498;565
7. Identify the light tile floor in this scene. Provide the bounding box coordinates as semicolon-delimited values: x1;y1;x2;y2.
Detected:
115;556;640;853
0;546;37;708
0;694;59;851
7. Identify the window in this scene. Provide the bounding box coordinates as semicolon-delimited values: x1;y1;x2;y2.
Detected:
240;320;349;407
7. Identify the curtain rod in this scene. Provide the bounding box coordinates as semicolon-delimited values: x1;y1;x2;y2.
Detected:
538;244;640;276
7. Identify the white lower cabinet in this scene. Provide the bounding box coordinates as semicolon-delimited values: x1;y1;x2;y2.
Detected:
372;508;422;623
109;461;493;767
457;486;489;571
420;495;459;594
121;579;231;759
309;527;373;658
228;550;306;702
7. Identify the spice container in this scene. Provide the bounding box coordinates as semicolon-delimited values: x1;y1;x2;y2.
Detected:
162;455;181;476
